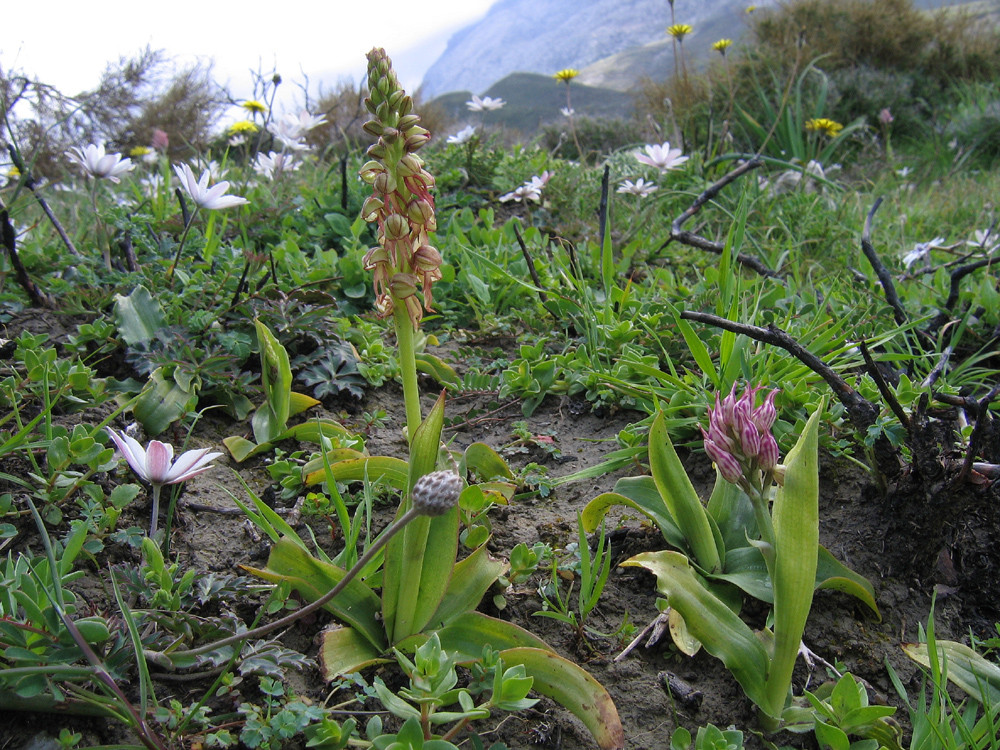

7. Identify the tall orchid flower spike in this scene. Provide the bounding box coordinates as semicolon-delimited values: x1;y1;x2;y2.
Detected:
107;429;222;537
172;163;248;210
360;47;441;331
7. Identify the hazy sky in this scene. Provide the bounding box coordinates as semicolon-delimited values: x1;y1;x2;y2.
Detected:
2;0;495;111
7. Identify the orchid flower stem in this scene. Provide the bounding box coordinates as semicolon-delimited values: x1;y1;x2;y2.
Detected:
163;506;423;661
167;207;200;283
392;298;422;438
746;484;776;574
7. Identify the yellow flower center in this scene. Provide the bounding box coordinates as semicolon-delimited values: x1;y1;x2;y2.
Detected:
130;146;152;157
553;68;579;83
229;120;259;135
712;38;733;53
8;166;21;178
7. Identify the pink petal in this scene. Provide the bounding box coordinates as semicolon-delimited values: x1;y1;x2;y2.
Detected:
107;429;150;482
144;440;175;484
165;449;223;484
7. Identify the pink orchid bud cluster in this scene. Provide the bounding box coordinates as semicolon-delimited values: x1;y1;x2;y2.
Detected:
360;48;441;329
701;384;781;488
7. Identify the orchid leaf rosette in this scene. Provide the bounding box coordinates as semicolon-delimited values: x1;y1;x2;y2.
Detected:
583;386;879;731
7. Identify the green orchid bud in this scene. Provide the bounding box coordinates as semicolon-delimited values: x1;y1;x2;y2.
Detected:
362;246;389;270
412;244;442;273
389;272;419;299
359;160;383;183
398;114;421;131
405;133;430;151
362;120;384;138
373;170;396;194
406;199;434;226
361;195;384;222
384;214;409;240
380;127;401;143
396;153;423;177
366;142;387;160
387;89;405;110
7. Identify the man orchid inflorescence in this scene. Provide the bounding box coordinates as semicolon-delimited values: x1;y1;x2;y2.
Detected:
701;383;781;494
360;48;441;330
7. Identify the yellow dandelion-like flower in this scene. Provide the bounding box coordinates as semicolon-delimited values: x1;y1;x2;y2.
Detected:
129;145;152;157
553;68;579;83
805;118;844;137
229;120;259;136
8;166;21;179
746;5;757;13
712;38;733;54
667;23;693;40
241;100;268;115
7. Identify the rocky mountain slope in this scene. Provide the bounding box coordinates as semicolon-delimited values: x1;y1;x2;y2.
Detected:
419;0;768;99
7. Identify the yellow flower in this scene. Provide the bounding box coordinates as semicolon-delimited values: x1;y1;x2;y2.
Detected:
8;166;20;179
712;38;733;54
241;100;268;115
746;5;757;13
667;23;693;40
553;68;579;83
229;120;259;136
805;118;844;137
129;145;152;157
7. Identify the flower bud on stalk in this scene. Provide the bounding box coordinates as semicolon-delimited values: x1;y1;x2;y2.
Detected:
360;48;442;329
411;470;462;517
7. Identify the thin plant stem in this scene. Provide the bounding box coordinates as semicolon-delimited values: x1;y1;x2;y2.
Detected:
167;207;200;283
88;181;112;271
149;483;162;538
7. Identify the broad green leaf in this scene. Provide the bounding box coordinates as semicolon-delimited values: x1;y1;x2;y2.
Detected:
464;442;514;481
319;626;389;681
904;639;1000;705
649;412;721;572
435;611;551;660
303;455;408;489
227;421;359;464
222;436;257;463
765;403;822;723
134;368;197;436
243;538;385;651
288;391;321;416
113;285;164;346
415;352;460;388
501;647;625;750
816;546;880;619
623;550;768;708
582;480;685;550
668;607;701;656
427;545;508;630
